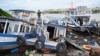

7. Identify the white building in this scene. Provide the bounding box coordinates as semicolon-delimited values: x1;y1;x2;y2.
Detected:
9;9;35;22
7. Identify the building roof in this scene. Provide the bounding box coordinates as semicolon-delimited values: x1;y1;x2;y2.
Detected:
10;9;35;13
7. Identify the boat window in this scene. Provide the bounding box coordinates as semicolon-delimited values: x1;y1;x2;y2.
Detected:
97;23;100;27
53;28;57;38
0;22;5;33
58;28;65;36
26;26;29;33
47;26;55;39
76;17;89;22
71;11;74;15
20;25;25;33
14;24;19;32
83;17;89;22
75;16;90;25
8;27;11;33
30;26;34;33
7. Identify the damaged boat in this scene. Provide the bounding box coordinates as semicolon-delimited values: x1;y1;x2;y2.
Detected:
0;16;34;51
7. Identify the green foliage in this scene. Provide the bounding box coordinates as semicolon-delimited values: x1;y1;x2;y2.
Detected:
0;8;13;18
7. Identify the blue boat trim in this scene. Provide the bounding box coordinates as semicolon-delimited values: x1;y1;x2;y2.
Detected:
45;45;56;50
0;33;19;37
0;42;16;46
0;33;34;39
24;34;34;39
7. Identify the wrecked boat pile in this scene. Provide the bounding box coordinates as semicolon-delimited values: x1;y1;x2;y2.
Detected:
0;9;100;56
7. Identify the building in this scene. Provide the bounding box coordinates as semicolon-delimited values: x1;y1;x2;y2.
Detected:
42;6;100;14
9;9;35;22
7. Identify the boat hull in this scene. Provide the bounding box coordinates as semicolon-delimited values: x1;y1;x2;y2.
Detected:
0;33;18;50
0;33;34;50
0;44;18;50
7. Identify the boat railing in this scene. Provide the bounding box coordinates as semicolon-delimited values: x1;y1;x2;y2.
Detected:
35;24;49;41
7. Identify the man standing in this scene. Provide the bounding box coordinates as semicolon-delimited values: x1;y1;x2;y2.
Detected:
37;10;41;21
78;17;83;26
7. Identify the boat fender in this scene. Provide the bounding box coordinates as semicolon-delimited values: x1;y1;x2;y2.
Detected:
34;40;44;50
16;36;25;46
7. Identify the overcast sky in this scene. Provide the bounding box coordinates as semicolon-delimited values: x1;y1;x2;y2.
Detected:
0;0;100;11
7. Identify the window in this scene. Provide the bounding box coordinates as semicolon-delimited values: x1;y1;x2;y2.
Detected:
20;25;25;33
30;27;34;33
0;22;5;33
14;25;19;32
83;17;90;22
8;27;11;33
26;26;29;33
58;28;65;36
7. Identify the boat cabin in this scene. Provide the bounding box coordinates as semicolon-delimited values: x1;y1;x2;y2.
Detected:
37;21;67;41
70;15;91;26
0;16;35;50
0;17;34;35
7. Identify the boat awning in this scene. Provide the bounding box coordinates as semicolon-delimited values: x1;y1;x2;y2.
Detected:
37;22;67;28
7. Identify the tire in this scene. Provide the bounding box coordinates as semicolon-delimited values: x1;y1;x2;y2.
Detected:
34;40;44;50
97;29;100;36
56;43;67;53
16;36;25;46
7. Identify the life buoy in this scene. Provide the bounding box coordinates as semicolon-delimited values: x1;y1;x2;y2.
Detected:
56;43;67;53
34;40;44;50
82;45;91;51
16;36;25;46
